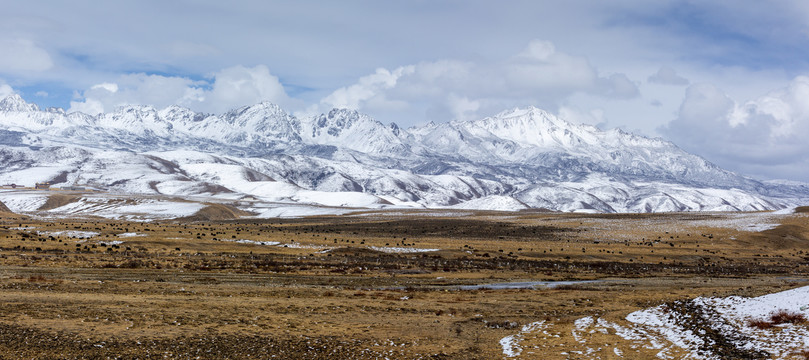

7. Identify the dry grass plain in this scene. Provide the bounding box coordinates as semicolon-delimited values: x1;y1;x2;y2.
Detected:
0;204;807;359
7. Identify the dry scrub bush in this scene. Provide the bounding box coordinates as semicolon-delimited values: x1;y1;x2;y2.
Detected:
746;319;773;330
747;309;807;329
794;349;809;360
768;309;806;325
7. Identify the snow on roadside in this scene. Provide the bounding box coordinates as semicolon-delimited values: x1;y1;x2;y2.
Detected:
624;305;707;358
281;243;333;251
117;232;146;238
347;210;475;218
36;230;99;238
98;240;124;246
572;316;594;343
696;210;804;233
223;239;281;246
250;205;357;218
500;335;520;357
500;321;546;357
771;206;797;215
367;246;439;254
216;239;332;250
448;195;529;212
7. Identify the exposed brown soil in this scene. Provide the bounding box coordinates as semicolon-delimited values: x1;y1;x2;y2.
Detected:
177;203;255;221
0;208;806;358
37;194;81;211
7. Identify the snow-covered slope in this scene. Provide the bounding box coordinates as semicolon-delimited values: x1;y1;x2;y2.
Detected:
504;285;809;359
0;94;806;213
622;285;809;359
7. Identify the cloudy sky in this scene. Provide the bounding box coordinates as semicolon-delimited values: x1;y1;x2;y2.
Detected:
2;0;809;182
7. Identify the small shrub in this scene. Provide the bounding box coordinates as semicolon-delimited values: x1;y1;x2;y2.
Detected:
793;349;809;360
747;319;773;330
768;309;806;325
748;309;807;330
483;320;519;329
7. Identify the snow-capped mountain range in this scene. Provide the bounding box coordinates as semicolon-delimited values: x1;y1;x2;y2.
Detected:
1;93;807;213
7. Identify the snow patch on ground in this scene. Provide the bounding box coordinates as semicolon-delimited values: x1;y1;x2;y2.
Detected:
696;210;803;233
47;197;205;221
367;246;439;253
621;285;809;359
500;321;547;357
280;243;332;251
248;204;358;218
117;232;145;238
449;195;529;211
0;191;48;212
224;239;281;246
572;316;594;343
515;285;809;359
624;306;705;358
37;230;99;238
99;240;124;246
347;210;476;218
771;206;797;215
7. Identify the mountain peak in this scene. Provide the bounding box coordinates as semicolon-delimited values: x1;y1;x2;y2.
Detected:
254;101;284;111
495;105;551;118
113;104;158;114
224;101;287;120
305;108;410;154
0;98;805;213
0;94;39;112
454;105;590;149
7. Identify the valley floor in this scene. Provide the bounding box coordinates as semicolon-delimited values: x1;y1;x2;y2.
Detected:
0;198;807;359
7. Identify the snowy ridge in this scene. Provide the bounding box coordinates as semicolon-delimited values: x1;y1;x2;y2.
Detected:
1;95;807;213
622;286;809;359
504;286;809;359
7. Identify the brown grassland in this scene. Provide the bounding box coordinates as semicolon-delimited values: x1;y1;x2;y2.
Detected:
0;202;807;359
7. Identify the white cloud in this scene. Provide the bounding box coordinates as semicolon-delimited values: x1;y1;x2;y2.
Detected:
648;66;689;86
598;73;640;99
0;81;14;99
316;40;639;126
392;60;473;100
661;76;809;181
91;83;119;93
68;65;298;114
321;66;415;110
0;38;53;72
69;74;202;114
504;40;640;100
68;97;105;116
506;40;598;92
558;106;607;128
203;65;297;113
446;93;480;121
517;39;557;60
316;39;639;126
731;77;809;137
